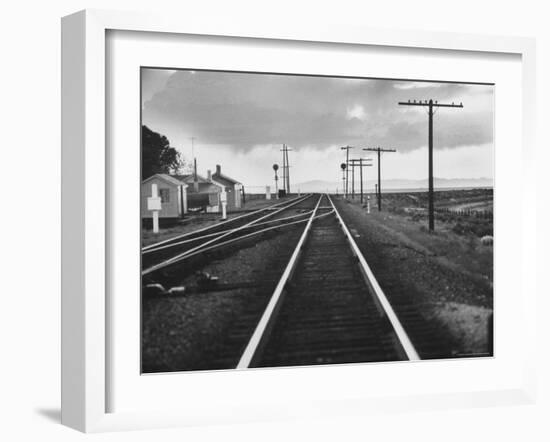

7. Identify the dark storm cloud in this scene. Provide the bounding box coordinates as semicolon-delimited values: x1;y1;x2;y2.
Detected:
142;70;493;153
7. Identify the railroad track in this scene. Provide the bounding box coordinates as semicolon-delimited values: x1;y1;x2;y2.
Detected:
142;194;314;275
331;198;453;360
144;192;451;370
207;194;420;369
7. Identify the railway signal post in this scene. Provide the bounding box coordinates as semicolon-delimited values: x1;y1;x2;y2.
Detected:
363;147;396;211
398;99;463;230
340;163;347;198
273;163;279;199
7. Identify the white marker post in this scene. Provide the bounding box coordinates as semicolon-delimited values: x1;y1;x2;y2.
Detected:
220;189;228;220
147;183;162;233
266;186;271;200
367;195;371;214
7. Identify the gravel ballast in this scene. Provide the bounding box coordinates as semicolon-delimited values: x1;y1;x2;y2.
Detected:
333;196;493;357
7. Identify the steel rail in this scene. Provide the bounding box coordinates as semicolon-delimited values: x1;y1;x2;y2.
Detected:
236;195;325;369
173;209;335;265
327;195;420;361
143;209;315;254
142;194;311;252
142;194;314;275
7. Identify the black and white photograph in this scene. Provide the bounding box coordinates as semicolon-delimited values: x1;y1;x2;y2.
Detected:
140;68;494;373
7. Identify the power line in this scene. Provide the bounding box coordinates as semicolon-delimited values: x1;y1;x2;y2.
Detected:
398;99;463;231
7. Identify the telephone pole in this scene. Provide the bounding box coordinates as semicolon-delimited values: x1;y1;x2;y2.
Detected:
352;159;355;198
348;158;373;203
281;144;286;194
363;147;396;211
190;137;196;176
398;99;463;230
340;146;354;198
285;145;290;193
280;144;292;193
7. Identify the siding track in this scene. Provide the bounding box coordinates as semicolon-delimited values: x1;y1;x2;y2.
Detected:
142;194;313;275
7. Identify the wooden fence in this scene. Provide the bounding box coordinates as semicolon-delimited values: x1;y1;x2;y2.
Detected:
435;207;493;218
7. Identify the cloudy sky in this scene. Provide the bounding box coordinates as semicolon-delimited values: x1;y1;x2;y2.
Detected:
141;68;494;190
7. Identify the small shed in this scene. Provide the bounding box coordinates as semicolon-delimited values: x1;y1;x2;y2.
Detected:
187;182;223;213
172;172;223;213
141;174;188;219
212;164;243;211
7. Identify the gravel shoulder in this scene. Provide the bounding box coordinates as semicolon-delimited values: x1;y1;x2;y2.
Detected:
333;196;493;357
142;223;305;372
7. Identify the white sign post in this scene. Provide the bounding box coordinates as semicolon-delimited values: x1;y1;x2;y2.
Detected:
220;189;228;220
266;186;271;200
147;183;162;233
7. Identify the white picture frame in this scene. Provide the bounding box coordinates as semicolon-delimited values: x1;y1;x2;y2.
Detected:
61;9;537;433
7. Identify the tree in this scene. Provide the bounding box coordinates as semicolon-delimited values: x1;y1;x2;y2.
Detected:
142;125;185;179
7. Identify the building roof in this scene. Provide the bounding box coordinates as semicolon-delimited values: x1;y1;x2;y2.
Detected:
142;173;188;187
187;182;221;194
172;173;209;184
212;173;241;187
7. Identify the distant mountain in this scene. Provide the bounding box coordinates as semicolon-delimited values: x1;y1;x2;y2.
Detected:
291;178;494;193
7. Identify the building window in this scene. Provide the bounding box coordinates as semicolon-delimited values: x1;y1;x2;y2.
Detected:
160;188;170;203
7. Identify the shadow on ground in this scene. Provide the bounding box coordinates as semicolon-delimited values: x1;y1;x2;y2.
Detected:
35;408;61;423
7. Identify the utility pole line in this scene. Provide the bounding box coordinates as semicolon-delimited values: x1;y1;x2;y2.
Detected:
340;146;354;198
398;98;463;230
363;147;396;211
348;158;373;204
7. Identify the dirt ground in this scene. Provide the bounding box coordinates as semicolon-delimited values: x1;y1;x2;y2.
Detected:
333;195;493;357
